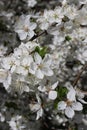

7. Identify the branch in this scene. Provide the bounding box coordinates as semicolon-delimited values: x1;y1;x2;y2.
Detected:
30;30;47;41
73;63;87;87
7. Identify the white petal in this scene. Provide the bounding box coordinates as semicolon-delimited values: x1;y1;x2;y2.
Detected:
57;101;67;110
17;30;27;40
3;72;11;90
78;98;87;104
29;22;37;30
0;69;8;82
24;86;30;92
82;118;87;125
29;62;37;74
8;121;16;128
48;90;57;100
11;65;16;73
27;30;34;40
3;81;10;90
72;102;83;111
35;69;44;79
36;94;41;104
40;22;49;30
51;81;59;90
36;108;43;120
67;89;76;101
42;67;53;76
16;66;28;76
24;15;30;25
0;115;5;122
38;86;46;92
34;52;42;65
65;107;75;118
29;104;41;112
22;55;33;66
43;54;52;66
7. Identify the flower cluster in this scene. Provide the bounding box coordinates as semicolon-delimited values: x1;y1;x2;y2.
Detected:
0;0;87;130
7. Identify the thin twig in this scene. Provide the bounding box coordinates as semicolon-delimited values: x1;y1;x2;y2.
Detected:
30;30;47;41
73;63;87;87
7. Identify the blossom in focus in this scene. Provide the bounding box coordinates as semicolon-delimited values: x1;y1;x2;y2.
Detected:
14;15;37;40
29;52;53;79
15;55;33;76
1;55;20;73
57;87;83;118
37;8;64;30
38;81;58;100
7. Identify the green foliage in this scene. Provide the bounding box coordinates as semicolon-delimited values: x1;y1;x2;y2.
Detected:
35;46;48;58
57;86;68;100
54;87;68;109
65;35;72;41
54;99;59;109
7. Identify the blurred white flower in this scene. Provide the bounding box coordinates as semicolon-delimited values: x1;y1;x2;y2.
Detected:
0;113;5;122
76;47;87;64
29;94;43;120
0;45;7;57
8;115;26;130
63;4;78;20
37;7;63;30
75;6;87;25
27;0;37;7
0;69;11;90
10;74;29;94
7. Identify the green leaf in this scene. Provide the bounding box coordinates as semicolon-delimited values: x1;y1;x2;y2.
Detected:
54;99;59;109
35;46;48;58
65;35;72;41
57;87;68;99
35;46;41;53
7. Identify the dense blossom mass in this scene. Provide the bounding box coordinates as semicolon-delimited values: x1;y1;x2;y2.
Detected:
0;0;87;130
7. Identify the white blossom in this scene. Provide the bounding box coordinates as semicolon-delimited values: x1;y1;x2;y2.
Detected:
15;15;37;40
29;52;53;79
27;0;37;7
58;100;83;118
38;81;58;100
10;74;29;94
8;115;26;130
37;8;63;30
29;94;43;120
0;69;11;90
0;113;5;122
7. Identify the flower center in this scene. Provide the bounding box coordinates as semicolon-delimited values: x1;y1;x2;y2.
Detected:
23;26;29;32
66;100;72;106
